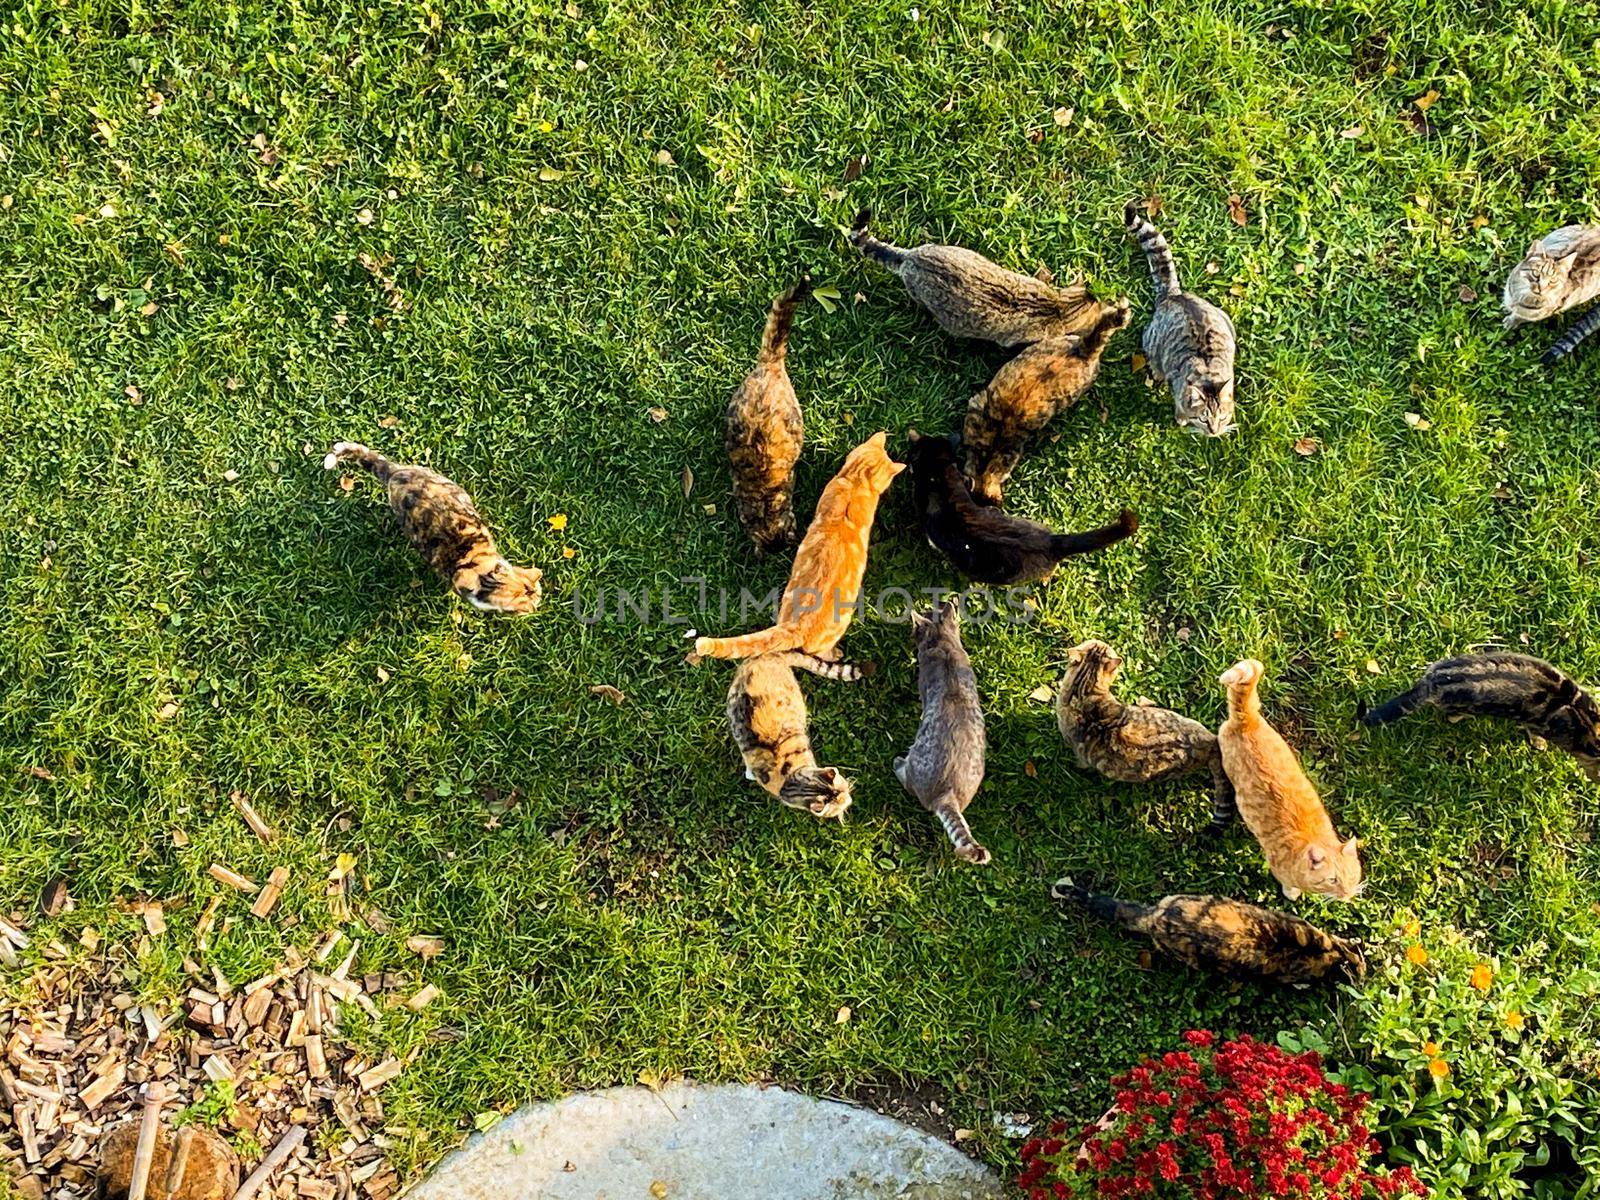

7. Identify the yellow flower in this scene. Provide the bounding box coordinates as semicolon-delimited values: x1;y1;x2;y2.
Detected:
1428;1058;1451;1079
1506;1011;1524;1030
1406;943;1429;966
562;545;576;559
1401;916;1421;939
1470;964;1494;992
548;513;568;531
1422;1041;1440;1056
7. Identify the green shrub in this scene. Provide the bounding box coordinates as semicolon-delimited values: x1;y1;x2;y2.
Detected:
1285;923;1600;1199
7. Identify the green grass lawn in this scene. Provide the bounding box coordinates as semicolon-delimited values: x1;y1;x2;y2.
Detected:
4;0;1600;1185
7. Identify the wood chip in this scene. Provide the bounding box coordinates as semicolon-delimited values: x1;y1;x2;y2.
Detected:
208;864;258;893
250;867;290;919
357;1059;401;1093
405;985;440;1012
229;791;276;842
140;902;166;936
233;1124;306;1200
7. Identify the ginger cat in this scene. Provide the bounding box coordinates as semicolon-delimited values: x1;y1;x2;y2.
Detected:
694;431;905;660
1216;659;1361;901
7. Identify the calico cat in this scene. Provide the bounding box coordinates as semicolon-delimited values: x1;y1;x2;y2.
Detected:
962;300;1132;505
1055;639;1234;831
1217;660;1361;901
905;430;1137;583
1364;652;1600;778
1051;881;1366;987
726;277;811;554
693;431;905;660
726;651;863;819
894;601;989;862
1501;225;1600;364
325;442;543;613
1123;202;1237;437
848;210;1104;347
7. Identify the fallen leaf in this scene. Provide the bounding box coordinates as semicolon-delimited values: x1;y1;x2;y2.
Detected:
24;765;55;781
573;59;587;71
376;666;391;684
681;466;694;497
1026;127;1044;144
378;415;400;428
842;154;867;182
473;1112;501;1132
125;385;143;404
1402;412;1432;430
548;512;568;531
222;469;240;482
355;207;374;225
406;935;446;959
1293;436;1319;456
835;1005;851;1023
1130;353;1147;373
1204;261;1220;275
648;406;669;423
98;202;118;219
811;284;843;314
650;1182;668;1200
225;377;241;390
39;878;68;918
590;684;626;705
139;300;159;316
156;701;180;721
954;1129;975;1142
1052;106;1075;126
1472;214;1489;230
1333;628;1348;640
562;545;576;558
1365;659;1382;675
1028;684;1054;703
654;148;675;166
338;475;356;492
1457;285;1478;303
702;503;716;516
1339;125;1364;139
537;167;566;182
1413;88;1440;112
1023;760;1037;778
1227;193;1248;226
840;411;854;426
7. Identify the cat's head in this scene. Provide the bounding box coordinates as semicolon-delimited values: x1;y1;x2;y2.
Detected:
1502;243;1563;329
1063;639;1123;696
903;427;959;478
842;430;908;492
1327;935;1368;983
910;598;961;653
1289;836;1364;901
1175;375;1237;438
467;563;544;613
778;766;854;820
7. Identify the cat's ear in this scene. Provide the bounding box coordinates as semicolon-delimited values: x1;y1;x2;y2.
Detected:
818;767;840;783
1306;846;1328;870
910;609;931;632
887;460;907;477
906;427;922;444
1341;837;1361;858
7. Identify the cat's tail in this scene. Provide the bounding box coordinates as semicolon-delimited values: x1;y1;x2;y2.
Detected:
323;441;395;483
693;626;804;660
1541;306;1600;366
778;651;876;681
932;797;991;865
848;210;909;272
1047;509;1139;562
1051;878;1155;933
1362;683;1429;726
1123;201;1182;299
759;275;813;361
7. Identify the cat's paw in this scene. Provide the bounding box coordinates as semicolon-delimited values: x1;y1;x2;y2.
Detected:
957;844;993;866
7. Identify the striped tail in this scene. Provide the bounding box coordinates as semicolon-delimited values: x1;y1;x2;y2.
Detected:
780;651;875;681
1123;201;1181;298
849;210;909;272
694;625;804;661
1047;509;1139;562
1050;878;1155;932
1202;763;1237;839
1542;306;1600;365
323;441;395;483
932;798;991;864
759;276;812;360
1362;684;1428;726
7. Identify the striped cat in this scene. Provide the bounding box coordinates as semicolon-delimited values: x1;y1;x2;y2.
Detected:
1123;202;1237;437
726;277;811;554
726;651;865;819
1502;225;1600;364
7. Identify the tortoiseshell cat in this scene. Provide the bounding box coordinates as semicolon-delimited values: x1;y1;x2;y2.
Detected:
849;210;1103;347
1055;640;1234;831
1502;225;1600;364
895;601;989;862
726;277;811;554
726;651;862;819
905;430;1137;584
1364;652;1600;778
325;442;543;613
694;431;905;660
962;300;1132;505
1052;881;1366;987
1217;660;1361;901
1123;203;1237;437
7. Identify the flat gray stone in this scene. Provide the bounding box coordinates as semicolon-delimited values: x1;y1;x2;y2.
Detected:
406;1082;1002;1200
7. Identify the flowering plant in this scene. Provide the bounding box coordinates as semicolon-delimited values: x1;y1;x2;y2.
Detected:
1016;1032;1426;1199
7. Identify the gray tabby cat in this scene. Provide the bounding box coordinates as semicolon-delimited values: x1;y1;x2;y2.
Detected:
894;601;990;863
1502;225;1600;364
1123;202;1237;436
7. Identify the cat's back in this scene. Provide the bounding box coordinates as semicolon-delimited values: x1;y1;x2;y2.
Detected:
728;656;804;747
726;364;801;452
1424;652;1576;713
1146;293;1233;360
384;466;490;562
1219;711;1311;795
902;246;1061;344
1151;896;1338;983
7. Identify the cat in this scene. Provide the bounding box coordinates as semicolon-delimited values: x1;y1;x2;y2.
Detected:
906;430;1137;584
1217;659;1361;900
848;210;1105;347
894;601;989;862
726;651;863;819
726;276;811;554
1123;202;1237;437
1364;652;1600;779
1501;225;1600;364
1054;639;1234;832
324;442;543;613
693;431;905;660
962;299;1132;505
1051;880;1366;987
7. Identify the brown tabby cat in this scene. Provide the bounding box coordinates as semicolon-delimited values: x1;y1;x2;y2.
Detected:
1501;225;1600;364
1124;203;1237;437
726;651;861;819
1217;660;1361;901
1052;881;1366;987
1055;640;1234;832
1364;652;1600;778
693;431;905;660
962;299;1132;504
726;276;811;554
325;443;543;613
848;210;1103;347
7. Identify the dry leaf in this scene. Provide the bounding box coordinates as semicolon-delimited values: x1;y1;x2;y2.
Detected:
842;154;867;182
648;406;669;423
650;1183;668;1200
1339;125;1364;139
537;167;566;182
39;878;68;918
841;412;855;425
225;376;242;390
1293;436;1319;456
954;1129;975;1142
378;414;400;428
222;469;240;482
171;827;189;847
1052;106;1075;126
1204;261;1220;275
835;1005;851;1024
681;466;694;497
338;475;356;492
1023;760;1037;778
1472;214;1489;230
548;512;568;531
24;765;55;781
703;503;716;515
1130;353;1147;373
98;202;118;219
1365;659;1382;675
1457;285;1478;303
590;684;626;705
376;666;390;684
1413;89;1440;112
156;701;180;721
562;545;576;558
1227;193;1248;226
356;208;374;225
1028;684;1054;703
654;149;675;166
125;385;143;404
405;935;446;960
1402;412;1432;430
1026;127;1044;144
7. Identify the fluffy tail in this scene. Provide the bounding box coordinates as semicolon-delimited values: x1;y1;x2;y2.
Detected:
694;626;804;660
1051;878;1155;932
849;209;908;272
1362;684;1428;726
779;651;875;681
1124;202;1181;298
759;275;812;360
932;799;991;865
1047;509;1139;562
323;441;395;483
1542;306;1600;366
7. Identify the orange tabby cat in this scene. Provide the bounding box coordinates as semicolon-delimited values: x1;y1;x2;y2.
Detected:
694;431;905;660
1216;659;1362;901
